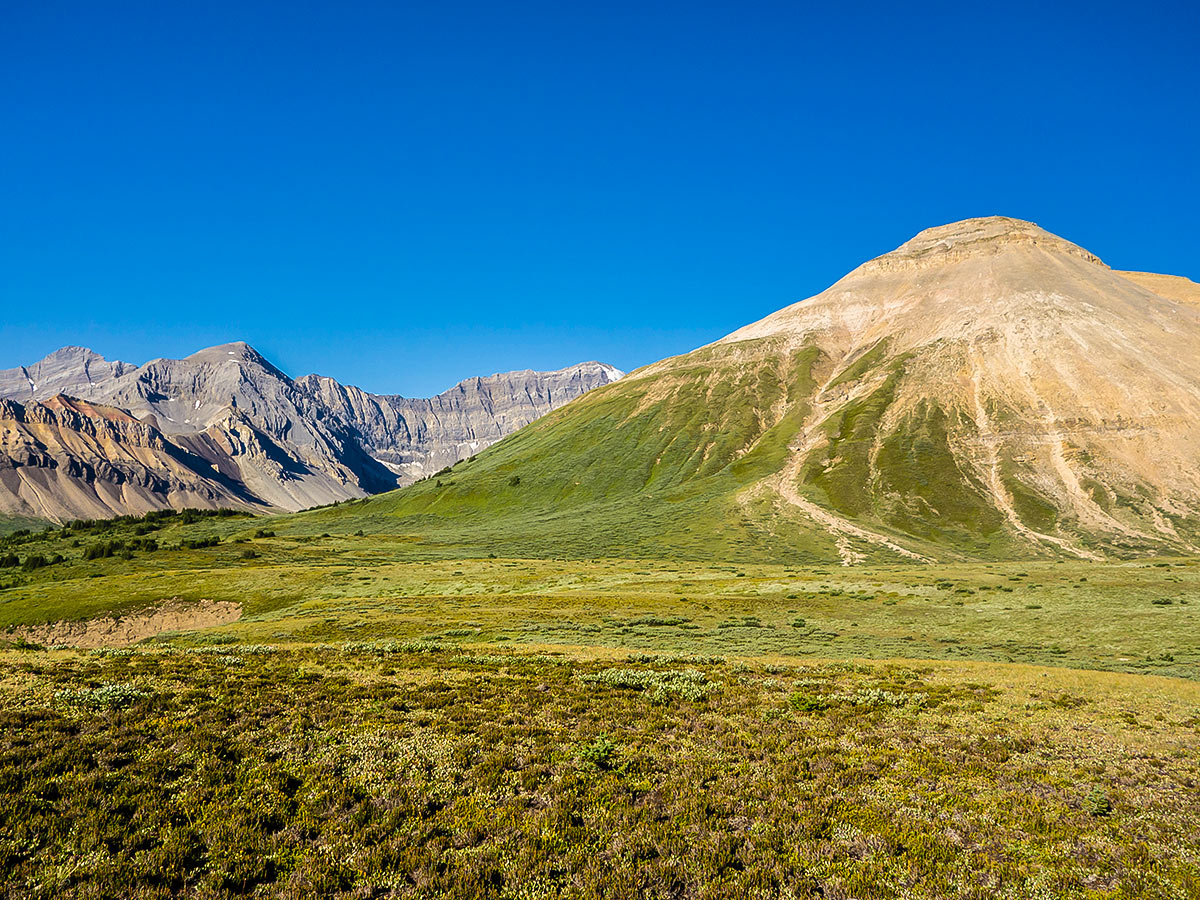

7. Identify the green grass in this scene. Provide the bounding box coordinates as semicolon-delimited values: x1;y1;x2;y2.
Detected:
0;514;49;537
3;516;1199;680
875;400;1007;542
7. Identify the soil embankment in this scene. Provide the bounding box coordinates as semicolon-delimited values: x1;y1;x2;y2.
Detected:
13;599;241;648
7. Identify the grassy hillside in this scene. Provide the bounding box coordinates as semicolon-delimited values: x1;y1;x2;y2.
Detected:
301;338;1034;563
0;513;49;537
295;332;1163;563
302;339;844;561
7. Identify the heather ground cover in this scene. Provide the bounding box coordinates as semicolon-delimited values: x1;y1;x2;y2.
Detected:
2;644;1198;899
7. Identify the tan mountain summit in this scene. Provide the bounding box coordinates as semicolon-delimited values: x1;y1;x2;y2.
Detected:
711;215;1200;557
364;216;1200;562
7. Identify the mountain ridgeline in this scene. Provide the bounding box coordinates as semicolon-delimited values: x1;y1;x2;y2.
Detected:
316;217;1200;563
0;346;621;522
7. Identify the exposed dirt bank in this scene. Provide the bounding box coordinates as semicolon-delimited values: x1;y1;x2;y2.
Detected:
12;599;241;648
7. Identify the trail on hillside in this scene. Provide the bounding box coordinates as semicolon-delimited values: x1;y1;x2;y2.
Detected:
755;361;934;565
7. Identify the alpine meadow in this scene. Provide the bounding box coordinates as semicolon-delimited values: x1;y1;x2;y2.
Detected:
3;217;1200;898
3;2;1200;897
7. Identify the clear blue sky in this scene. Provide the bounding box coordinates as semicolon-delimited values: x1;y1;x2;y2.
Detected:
2;0;1196;396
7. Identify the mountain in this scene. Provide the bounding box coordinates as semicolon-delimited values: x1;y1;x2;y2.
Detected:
330;217;1200;563
0;346;134;401
0;395;263;521
0;346;621;522
295;362;622;482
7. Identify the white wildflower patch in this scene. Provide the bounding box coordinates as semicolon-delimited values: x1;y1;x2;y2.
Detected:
54;682;152;710
579;667;720;704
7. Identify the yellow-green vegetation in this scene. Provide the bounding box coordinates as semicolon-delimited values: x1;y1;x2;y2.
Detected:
1;645;1197;898
0;513;49;538
2;515;1199;678
2;513;1199;896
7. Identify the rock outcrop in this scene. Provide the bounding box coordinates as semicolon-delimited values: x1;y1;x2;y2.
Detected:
0;396;263;521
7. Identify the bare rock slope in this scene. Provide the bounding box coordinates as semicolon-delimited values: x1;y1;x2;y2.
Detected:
0;396;263;521
0;346;621;521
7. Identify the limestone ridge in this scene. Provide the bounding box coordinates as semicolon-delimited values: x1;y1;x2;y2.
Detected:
294;362;622;482
0;346;622;521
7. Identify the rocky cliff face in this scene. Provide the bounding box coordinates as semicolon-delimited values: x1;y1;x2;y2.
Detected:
72;342;400;510
0;346;621;521
295;362;623;482
0;396;263;521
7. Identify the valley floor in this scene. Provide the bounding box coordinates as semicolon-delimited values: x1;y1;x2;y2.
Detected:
1;516;1198;897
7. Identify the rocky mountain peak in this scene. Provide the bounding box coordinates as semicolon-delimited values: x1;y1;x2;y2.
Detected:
184;341;269;366
44;345;106;362
858;216;1107;275
0;342;621;519
0;346;135;401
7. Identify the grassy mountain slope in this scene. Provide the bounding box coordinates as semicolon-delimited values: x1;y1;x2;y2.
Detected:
308;339;841;561
304;337;1034;562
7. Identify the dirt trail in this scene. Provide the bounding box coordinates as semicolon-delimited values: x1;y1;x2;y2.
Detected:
773;470;932;564
12;599;242;649
765;361;933;565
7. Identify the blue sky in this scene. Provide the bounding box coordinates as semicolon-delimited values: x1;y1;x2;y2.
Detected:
2;0;1196;396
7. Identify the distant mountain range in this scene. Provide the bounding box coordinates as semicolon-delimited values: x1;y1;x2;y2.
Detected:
336;217;1200;562
0;344;621;522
